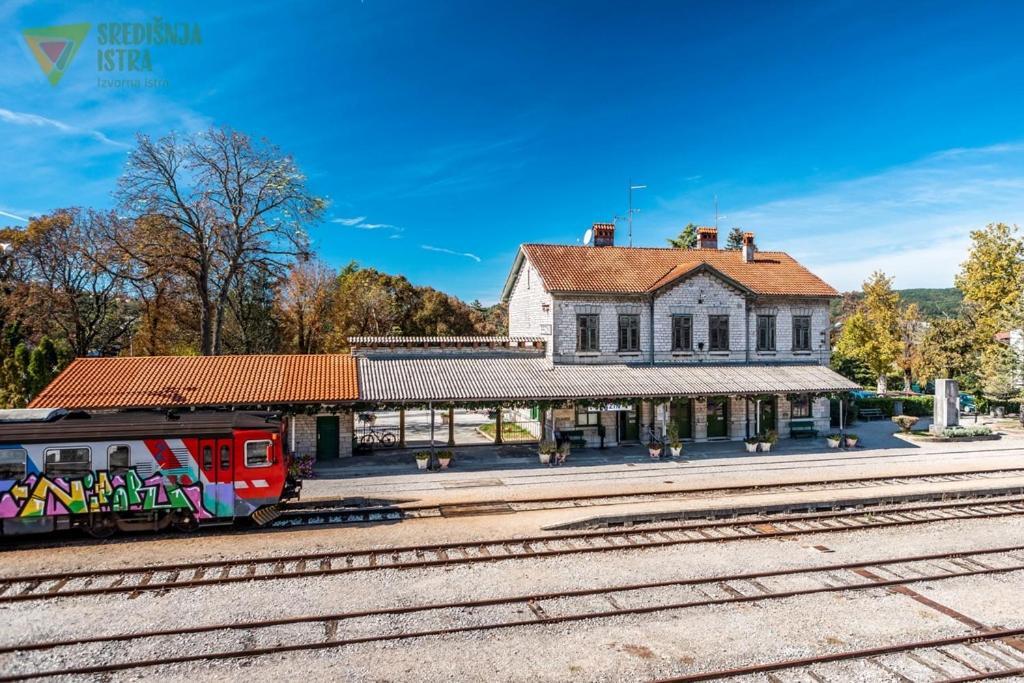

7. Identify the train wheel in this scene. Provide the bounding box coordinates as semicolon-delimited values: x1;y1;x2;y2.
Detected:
171;512;199;532
85;514;117;539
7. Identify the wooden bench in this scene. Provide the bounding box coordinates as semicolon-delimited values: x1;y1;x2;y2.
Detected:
789;419;818;439
858;408;885;421
558;429;587;449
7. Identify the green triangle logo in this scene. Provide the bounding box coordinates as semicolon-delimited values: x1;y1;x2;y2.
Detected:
22;23;90;86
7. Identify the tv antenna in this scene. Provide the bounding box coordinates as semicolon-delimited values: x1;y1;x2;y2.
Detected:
628;180;646;247
713;195;727;229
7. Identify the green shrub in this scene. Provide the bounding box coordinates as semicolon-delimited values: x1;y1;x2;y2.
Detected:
856;396;933;417
942;425;993;438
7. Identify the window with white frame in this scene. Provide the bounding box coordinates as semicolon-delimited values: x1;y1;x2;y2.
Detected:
245;440;273;468
575;405;600;426
44;447;91;477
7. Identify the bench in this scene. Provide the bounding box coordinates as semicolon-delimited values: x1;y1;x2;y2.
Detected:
859;408;885;421
558;429;587;449
789;419;818;439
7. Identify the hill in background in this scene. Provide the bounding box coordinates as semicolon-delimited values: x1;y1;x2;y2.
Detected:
831;287;963;319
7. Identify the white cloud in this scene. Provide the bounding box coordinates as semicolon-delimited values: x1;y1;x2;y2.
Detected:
650;142;1024;291
0;107;129;149
332;216;367;226
421;244;482;262
331;215;402;232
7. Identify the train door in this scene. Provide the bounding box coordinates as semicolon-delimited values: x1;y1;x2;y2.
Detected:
197;437;235;518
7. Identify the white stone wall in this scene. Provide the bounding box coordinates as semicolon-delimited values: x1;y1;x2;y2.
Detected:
290;411;354;461
507;261;553;344
746;297;832;364
551;295;650;364
653;273;747;362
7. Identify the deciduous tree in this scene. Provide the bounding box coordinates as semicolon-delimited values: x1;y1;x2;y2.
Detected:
835;271;902;393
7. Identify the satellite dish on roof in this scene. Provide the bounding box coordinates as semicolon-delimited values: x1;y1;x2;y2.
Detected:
582;228;593;246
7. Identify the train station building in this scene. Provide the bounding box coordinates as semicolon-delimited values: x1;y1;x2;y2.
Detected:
28;225;858;462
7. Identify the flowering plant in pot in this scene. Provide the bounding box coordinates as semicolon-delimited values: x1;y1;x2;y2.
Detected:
415;451;430;470
744;436;760;453
648;439;663;458
844;433;859;448
826;434;842;448
555;441;570;465
538;440;556;465
438;450;453;469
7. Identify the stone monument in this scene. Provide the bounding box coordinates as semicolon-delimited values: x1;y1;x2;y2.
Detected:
930;378;959;435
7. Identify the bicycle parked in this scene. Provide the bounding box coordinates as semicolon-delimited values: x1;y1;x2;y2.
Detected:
357;412;397;448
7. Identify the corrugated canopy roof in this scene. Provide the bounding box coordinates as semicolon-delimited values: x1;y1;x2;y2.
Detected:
510;244;838;298
29;354;359;410
358;356;859;402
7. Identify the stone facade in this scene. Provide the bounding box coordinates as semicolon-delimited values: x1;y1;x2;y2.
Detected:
290;412;354;461
509;262;832;366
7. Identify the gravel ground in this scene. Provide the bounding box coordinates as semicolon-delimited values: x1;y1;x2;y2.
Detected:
3;515;1024;681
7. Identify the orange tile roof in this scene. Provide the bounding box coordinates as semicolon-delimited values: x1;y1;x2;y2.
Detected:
29;354;358;410
520;244;838;297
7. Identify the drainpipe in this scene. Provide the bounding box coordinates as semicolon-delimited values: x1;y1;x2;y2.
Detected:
744;296;750;362
649;292;656;366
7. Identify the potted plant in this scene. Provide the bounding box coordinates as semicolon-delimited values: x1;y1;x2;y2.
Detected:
438;450;453;469
744;436;760;453
538;440;556;465
415;451;430;470
892;415;919;434
826;434;842;448
648;439;663;458
667;422;682;457
555;441;570;465
759;430;778;452
844;433;860;448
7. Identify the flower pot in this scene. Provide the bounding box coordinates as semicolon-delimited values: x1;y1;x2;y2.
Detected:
827;438;841;449
760;442;773;452
539;452;552;464
416;458;429;470
670;446;682;457
439;458;451;470
845;438;859;448
648;448;662;458
745;442;759;453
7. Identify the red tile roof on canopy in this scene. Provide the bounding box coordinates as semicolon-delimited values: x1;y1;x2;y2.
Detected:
28;354;359;410
513;244;838;298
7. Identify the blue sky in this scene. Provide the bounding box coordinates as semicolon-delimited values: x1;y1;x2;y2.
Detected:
4;0;1024;302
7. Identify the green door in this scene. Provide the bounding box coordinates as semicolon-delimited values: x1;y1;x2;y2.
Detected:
706;397;729;438
316;415;340;460
757;398;777;436
618;404;640;441
671;399;693;439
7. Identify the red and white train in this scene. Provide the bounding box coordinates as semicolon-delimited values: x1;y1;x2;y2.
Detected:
0;408;300;537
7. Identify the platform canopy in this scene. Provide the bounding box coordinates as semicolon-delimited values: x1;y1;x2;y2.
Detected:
357;356;860;403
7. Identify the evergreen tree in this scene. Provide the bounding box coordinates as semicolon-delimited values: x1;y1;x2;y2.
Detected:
667;223;698;249
725;227;744;250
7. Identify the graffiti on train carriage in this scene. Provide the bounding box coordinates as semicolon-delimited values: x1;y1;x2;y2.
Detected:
0;468;213;519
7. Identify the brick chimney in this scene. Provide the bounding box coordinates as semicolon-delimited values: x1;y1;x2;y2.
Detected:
742;231;755;262
592;222;615;247
696;226;718;250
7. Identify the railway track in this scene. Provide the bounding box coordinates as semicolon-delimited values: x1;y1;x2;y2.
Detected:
656;628;1024;682
2;544;1024;680
2;495;1024;604
281;466;1024;524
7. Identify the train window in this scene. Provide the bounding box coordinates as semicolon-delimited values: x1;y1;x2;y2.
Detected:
0;448;27;480
44;447;91;477
244;440;272;468
203;446;213;470
107;445;130;474
220;445;230;469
